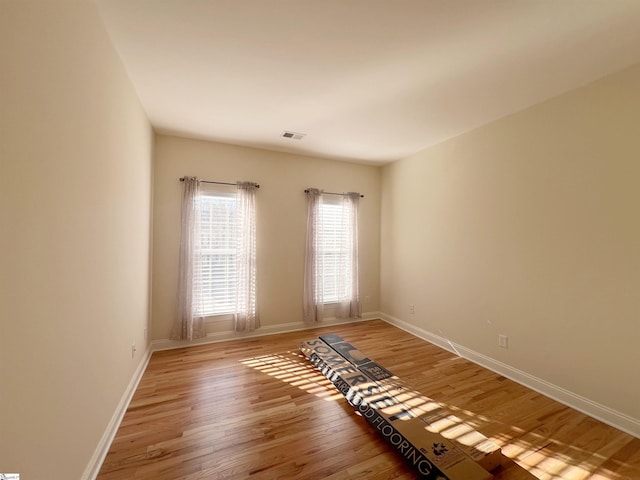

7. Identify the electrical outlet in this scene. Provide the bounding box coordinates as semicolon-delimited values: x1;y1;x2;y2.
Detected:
498;335;508;349
131;344;137;358
409;304;415;315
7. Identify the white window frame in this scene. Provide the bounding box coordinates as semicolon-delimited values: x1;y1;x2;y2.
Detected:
318;195;353;304
197;185;238;317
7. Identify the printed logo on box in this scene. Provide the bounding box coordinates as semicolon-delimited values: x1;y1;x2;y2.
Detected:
0;474;20;480
359;361;393;381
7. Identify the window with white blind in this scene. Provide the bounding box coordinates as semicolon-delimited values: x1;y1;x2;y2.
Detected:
198;188;237;316
318;198;353;303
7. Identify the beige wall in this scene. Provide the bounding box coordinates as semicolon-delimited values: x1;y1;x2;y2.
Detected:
381;63;640;420
0;1;152;478
152;135;380;341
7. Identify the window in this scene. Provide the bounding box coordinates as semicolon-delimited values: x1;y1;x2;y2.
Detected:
174;177;258;340
318;198;353;303
303;189;360;323
198;187;237;316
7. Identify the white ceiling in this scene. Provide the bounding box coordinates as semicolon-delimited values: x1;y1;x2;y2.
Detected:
96;0;640;164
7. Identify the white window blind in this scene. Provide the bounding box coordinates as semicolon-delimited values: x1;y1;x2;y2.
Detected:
198;188;237;316
318;199;353;303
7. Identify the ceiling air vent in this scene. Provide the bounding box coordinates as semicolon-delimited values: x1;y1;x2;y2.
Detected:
282;131;306;140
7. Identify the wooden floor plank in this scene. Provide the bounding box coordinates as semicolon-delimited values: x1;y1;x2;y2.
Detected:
97;320;639;479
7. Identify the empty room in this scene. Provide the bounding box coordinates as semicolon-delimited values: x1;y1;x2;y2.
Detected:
1;1;639;479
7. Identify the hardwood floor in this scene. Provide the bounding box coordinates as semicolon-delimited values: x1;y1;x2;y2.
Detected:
97;320;640;479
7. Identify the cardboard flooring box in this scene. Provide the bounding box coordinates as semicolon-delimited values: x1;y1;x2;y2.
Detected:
317;334;502;472
301;339;493;480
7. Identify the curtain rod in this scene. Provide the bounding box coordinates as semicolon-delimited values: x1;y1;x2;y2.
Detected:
304;189;364;198
180;177;260;188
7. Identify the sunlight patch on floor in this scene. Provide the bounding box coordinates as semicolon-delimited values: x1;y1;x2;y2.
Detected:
241;351;628;480
240;351;343;402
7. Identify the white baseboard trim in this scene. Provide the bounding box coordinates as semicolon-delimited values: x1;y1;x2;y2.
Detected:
380;313;640;439
82;346;153;480
151;311;382;352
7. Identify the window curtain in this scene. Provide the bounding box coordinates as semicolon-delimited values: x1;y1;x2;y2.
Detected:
303;188;324;324
171;177;206;340
235;181;259;333
336;192;361;319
